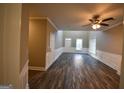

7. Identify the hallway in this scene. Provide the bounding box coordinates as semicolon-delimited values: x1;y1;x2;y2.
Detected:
29;53;119;89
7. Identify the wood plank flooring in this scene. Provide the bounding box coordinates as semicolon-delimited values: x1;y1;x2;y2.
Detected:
29;53;120;89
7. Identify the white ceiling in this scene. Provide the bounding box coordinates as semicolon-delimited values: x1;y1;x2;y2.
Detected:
26;3;124;31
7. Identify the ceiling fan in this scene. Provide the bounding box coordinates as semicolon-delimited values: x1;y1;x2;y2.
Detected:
83;15;114;30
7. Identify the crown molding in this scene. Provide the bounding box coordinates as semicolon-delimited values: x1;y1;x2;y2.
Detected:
46;17;58;30
29;17;58;30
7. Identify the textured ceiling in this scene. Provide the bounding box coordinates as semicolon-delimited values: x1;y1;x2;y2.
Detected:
26;3;124;31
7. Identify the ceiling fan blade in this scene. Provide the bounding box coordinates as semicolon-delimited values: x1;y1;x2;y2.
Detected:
89;19;93;22
102;17;114;22
100;23;109;26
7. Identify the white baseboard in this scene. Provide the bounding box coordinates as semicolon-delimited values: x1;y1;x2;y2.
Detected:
63;47;89;53
25;83;29;89
29;66;45;71
89;50;122;75
0;85;12;89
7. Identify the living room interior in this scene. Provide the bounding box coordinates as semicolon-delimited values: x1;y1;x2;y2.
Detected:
0;3;124;89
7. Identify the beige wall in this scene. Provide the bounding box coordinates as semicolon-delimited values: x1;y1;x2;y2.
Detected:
0;4;4;84
96;24;123;55
120;18;124;88
0;4;22;88
0;4;29;88
29;19;47;67
20;5;29;71
19;4;29;88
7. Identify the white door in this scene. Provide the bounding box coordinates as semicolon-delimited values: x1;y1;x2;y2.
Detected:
65;38;71;47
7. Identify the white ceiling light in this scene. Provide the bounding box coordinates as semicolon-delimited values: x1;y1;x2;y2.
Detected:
92;24;101;29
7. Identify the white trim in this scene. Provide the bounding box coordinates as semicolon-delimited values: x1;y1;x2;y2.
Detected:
0;85;12;89
54;47;64;61
63;47;89;54
25;83;29;89
45;47;64;70
19;60;29;88
20;60;29;77
29;66;45;71
89;50;122;75
29;17;58;30
47;17;58;30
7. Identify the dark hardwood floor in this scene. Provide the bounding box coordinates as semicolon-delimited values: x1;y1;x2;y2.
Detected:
29;53;120;89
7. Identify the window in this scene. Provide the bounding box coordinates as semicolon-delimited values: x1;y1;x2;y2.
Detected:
65;38;72;47
89;39;96;54
76;39;83;50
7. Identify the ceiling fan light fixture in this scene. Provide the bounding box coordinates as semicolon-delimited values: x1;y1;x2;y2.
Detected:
92;24;101;29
